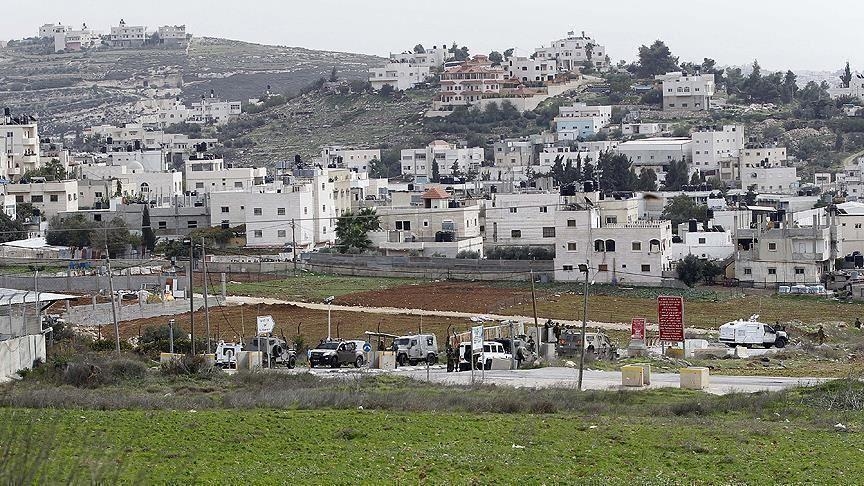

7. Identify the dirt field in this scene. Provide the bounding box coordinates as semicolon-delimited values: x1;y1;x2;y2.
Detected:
115;303;470;345
337;282;532;314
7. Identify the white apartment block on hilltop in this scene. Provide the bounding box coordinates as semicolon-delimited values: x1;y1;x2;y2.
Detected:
553;206;675;285
2;111;41;180
555;103;612;140
369;63;432;91
615;138;693;185
39;23;70;38
157;25;189;46
109;19;147;48
243;184;317;249
534;31;609;72
691;125;744;175
485;193;561;248
54;24;99;52
184;157;266;194
390;46;447;69
140;96;242;127
656;72;715;111
731;145;799;194
436;55;505;108
506;57;556;83
400;141;484;183
828;73;864;100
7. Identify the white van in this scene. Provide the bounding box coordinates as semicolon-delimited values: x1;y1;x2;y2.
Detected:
457;341;513;371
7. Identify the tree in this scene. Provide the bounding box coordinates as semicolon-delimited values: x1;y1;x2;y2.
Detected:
23;159;66;181
115;179;123;197
91;217;132;258
15;202;36;222
662;159;690;191
598;152;636;192
796;81;837;119
335;208;380;254
503;48;515;59
368;157;389;179
636;168;657;191
413;44;425;54
689;171;702;186
448;43;470;62
431;159;440;182
842;62;853;89
702;260;723;285
329;67;338;83
488;51;503;66
781;70;798;104
661;195;709;228
676;255;705;288
450;161;463;178
0;212;25;243
379;84;395;96
636;40;679;78
141;204;156;252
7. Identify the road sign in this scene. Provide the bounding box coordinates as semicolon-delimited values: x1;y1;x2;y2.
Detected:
471;325;484;355
631;318;646;340
256;315;275;335
363;343;372;353
657;296;684;342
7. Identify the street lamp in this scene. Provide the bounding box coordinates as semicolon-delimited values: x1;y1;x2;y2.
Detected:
577;263;590;391
324;295;335;341
182;238;194;355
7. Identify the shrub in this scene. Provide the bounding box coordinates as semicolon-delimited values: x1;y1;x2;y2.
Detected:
61;362;106;388
106;359;147;381
160;355;216;377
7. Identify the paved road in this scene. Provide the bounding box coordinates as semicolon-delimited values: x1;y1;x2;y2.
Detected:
299;365;825;395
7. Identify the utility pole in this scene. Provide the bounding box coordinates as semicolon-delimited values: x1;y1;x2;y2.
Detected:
202;237;211;354
577;264;589;391
105;247;121;356
185;238;195;355
291;218;298;277
530;268;540;358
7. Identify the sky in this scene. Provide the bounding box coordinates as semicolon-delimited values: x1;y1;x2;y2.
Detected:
4;0;861;72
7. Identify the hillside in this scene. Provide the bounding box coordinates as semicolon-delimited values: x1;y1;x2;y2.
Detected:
0;37;385;135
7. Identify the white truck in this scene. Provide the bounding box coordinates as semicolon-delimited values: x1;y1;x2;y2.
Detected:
719;316;788;349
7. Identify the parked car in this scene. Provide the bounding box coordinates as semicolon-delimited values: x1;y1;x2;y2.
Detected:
309;340;364;368
457;341;513;370
719;318;788;348
393;334;439;367
556;329;617;359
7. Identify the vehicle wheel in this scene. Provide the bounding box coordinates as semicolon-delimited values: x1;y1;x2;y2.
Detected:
775;338;787;349
428;354;438;365
764;343;774;349
331;357;340;368
287;357;296;369
355;356;364;368
409;359;418;366
397;354;408;367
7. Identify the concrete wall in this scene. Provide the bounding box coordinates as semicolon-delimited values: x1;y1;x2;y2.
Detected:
63;299;203;327
0;334;45;382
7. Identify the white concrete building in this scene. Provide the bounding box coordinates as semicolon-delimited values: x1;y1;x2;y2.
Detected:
369;63;432;91
506;57;556;83
244;184;317;249
737;145;798;194
691;125;744;175
534;31;609;72
157;25;189;46
390;46;447;69
54;24;99;52
76;162;183;207
656;72;715;111
109;19;147;48
620;123;670;137
140;97;242;127
615;138;692;184
554;103;612;140
184;157;266;194
400;141;484;182
828;73;864;100
39;23;69;38
318;146;382;173
1;113;41;179
485;193;561;248
669;220;734;261
554;207;675;285
5;181;78;220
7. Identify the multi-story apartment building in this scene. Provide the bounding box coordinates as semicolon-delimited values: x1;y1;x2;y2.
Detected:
505;57;556;83
39;23;70;38
140;96;242;127
555;103;612;140
369;63;432;91
76;162;183;207
319;146;381;173
109;19;147;48
436;55;505;108
484;193;561;249
400;141;484;183
157;25;189;46
5;181;78;220
553;206;675;285
54;24;99;52
691;125;744;175
656;72;715;111
828;73;864;100
184;157;266;194
615;138;693;185
1;111;41;179
533;31;609;72
389;46;447;69
731;144;799;193
242;184;317;249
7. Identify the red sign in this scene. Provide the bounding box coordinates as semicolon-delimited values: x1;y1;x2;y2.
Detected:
631;318;646;340
657;296;685;342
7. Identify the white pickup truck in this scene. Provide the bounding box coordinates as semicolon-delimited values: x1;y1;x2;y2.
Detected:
719;317;788;349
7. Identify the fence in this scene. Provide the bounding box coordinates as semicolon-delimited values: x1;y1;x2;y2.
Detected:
0;273;167;294
0;334;45;382
300;254;555;281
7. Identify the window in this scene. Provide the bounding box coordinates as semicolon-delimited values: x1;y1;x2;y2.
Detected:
542;227;556;238
277;208;286;216
511;230;522;238
568;242;578;251
567;219;577;227
598;264;609;272
195;182;204;189
277;230;286;238
795;268;805;275
563;265;574;271
253;208;262;216
605;240;616;252
649;239;661;252
539;206;548;213
221;207;229;213
396;221;411;231
857;224;863;229
605;216;617;224
641;264;651;273
509;207;517;214
49;195;58;202
93;214;102;222
187;221;198;229
744;268;752;275
15;195;23;203
768;268;777;275
698;238;706;244
768;242;777;251
632;241;642;251
30;195;43;203
253;230;263;238
234;182;243;188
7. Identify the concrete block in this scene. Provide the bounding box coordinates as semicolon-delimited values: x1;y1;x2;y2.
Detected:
621;365;645;387
159;353;184;365
633;363;651;385
237;351;262;370
734;346;749;359
693;347;730;360
376;351;396;370
539;343;556;360
680;367;710;390
665;347;684;359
